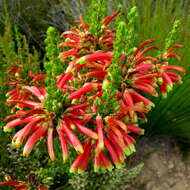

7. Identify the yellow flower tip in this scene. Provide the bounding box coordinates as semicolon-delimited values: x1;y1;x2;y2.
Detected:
63;158;67;163
12;140;22;148
23;150;30;157
71;99;78;104
99;143;104;151
70;124;76;130
50;157;56;162
69;167;76;173
107;165;114;172
94;165;100;172
77;145;84;154
77;57;85;64
140;129;145;135
16;105;23;110
101;168;107;173
93;134;98;140
162;93;167;99
3;126;12;132
115;163;122;169
78;169;85;174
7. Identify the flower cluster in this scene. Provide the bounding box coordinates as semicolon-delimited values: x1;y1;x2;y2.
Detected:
5;66;46;112
3;11;185;173
0;174;48;190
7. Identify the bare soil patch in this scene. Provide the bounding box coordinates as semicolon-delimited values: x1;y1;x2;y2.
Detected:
129;137;190;190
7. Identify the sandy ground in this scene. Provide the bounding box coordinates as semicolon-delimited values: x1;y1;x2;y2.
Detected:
130;137;190;190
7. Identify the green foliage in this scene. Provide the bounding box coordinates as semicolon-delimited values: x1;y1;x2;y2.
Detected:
0;8;41;125
164;20;181;51
0;0;49;49
0;0;85;50
0;42;9;124
124;6;138;54
0;143;48;190
0;144;47;179
0;7;14;124
68;163;144;190
44;26;65;113
85;0;108;35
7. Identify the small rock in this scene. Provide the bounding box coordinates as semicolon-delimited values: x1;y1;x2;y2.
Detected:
168;162;174;170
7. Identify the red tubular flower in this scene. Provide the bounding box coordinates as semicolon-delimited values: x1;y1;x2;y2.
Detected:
135;63;154;72
38;185;49;190
119;99;128;116
122;134;136;156
22;86;45;101
94;151;113;172
134;56;159;66
162;72;173;91
126;124;144;135
0;175;28;190
76;52;113;64
68;83;101;101
57;124;68;163
109;125;136;156
159;81;168;97
23;124;48;156
57;72;73;90
60;30;80;40
70;140;92;173
108;126;126;149
47;127;56;162
32;74;46;81
136;46;159;59
0;175;23;187
123;90;134;106
94;153;101;172
70;153;83;173
164;65;186;74
104;137;122;168
109;125;125;143
4;117;32;132
59;48;78;60
61;120;84;154
122;89;137;121
0;174;49;190
7;100;42;109
105;117;127;132
6;88;18;97
133;39;155;57
99;151;113;171
107;131;125;163
68;119;98;140
102;10;120;27
12;118;44;148
64;103;87;113
95;115;104;155
77;140;92;173
3;111;26;122
128;89;155;109
82;70;107;80
133;83;158;97
75;15;90;30
166;71;181;83
161;44;183;60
